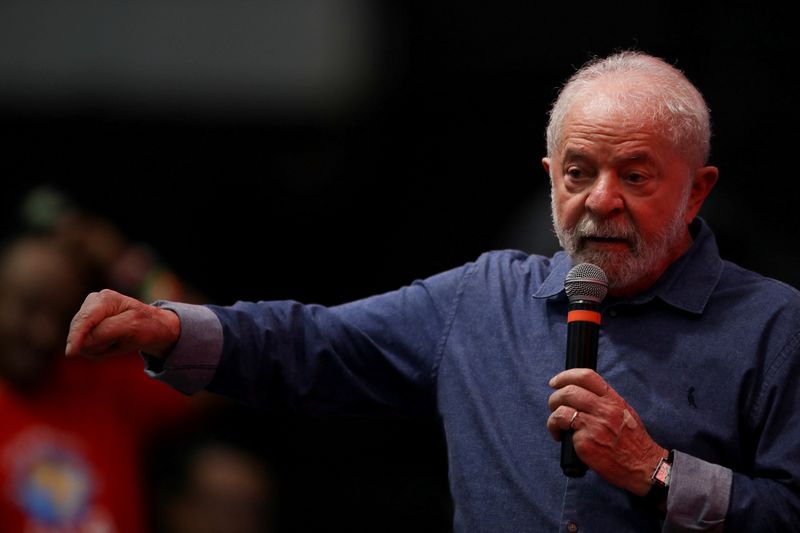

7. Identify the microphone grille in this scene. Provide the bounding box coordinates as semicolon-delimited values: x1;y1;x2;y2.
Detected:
564;263;608;303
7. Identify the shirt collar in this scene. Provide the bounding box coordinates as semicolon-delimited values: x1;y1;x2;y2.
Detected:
532;252;573;300
532;218;724;315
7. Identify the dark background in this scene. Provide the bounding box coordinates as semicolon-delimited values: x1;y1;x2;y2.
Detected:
1;2;797;531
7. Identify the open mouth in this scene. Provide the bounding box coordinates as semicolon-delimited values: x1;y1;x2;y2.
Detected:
581;236;631;249
584;236;629;244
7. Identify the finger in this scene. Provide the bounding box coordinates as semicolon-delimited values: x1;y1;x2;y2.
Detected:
66;292;107;357
547;383;601;413
549;368;612;397
66;289;138;357
81;303;180;359
81;345;142;361
79;306;159;356
546;405;582;441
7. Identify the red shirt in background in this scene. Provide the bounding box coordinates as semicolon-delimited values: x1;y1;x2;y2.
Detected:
0;354;189;533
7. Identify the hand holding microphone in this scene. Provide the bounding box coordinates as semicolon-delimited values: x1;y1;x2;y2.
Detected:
547;263;669;495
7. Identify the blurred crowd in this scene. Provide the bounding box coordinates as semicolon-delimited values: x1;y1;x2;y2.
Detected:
0;186;276;533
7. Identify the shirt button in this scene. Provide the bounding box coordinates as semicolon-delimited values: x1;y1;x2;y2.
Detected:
608;309;618;317
566;521;578;532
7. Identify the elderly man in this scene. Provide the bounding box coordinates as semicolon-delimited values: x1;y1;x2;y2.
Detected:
67;51;800;531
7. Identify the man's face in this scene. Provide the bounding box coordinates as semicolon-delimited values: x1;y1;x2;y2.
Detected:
543;89;713;296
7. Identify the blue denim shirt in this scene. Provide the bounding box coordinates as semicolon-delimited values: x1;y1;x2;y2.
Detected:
149;219;800;532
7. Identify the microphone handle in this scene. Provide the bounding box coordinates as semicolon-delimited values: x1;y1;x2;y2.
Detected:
561;301;600;477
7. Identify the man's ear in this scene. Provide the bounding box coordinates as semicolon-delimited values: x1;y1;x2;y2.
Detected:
542;157;551;176
685;166;719;224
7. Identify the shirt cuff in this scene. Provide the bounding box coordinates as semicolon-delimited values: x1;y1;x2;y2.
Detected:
663;450;732;532
141;301;223;394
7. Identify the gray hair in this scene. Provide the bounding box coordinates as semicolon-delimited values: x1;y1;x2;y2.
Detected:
545;51;711;167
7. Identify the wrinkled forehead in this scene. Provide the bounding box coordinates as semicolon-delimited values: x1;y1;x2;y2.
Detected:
575;77;666;123
560;92;676;155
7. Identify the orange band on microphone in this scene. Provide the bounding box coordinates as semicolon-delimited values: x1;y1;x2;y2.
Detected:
567;310;601;324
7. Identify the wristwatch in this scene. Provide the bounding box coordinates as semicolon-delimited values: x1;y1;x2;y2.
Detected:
645;450;673;512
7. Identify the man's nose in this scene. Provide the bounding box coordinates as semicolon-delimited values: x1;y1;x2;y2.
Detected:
585;172;624;217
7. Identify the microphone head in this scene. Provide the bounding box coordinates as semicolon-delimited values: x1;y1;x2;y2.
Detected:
565;263;608;303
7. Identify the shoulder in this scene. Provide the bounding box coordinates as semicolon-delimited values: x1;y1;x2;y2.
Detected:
713;260;800;358
462;249;564;294
471;249;549;274
717;260;800;310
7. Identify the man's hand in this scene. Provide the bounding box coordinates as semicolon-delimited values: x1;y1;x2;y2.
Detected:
65;289;181;360
546;368;667;496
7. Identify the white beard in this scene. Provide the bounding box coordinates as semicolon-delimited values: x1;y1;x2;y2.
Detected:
551;191;690;293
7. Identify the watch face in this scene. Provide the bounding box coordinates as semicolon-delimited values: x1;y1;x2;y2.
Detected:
654;460;672;486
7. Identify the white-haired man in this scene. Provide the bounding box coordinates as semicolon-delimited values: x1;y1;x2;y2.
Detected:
67;52;800;531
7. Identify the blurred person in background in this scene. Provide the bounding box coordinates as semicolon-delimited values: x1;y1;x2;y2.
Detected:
0;190;207;532
147;414;277;533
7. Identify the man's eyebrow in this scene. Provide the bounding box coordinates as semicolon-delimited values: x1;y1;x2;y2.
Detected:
560;148;660;167
561;148;591;163
616;151;658;165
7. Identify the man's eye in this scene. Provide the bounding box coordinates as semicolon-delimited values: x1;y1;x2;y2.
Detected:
626;172;646;183
566;167;585;179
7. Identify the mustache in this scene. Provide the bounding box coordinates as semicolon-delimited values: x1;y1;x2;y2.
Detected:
572;216;639;242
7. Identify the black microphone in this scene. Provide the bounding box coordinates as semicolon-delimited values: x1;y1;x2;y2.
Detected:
561;263;608;477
